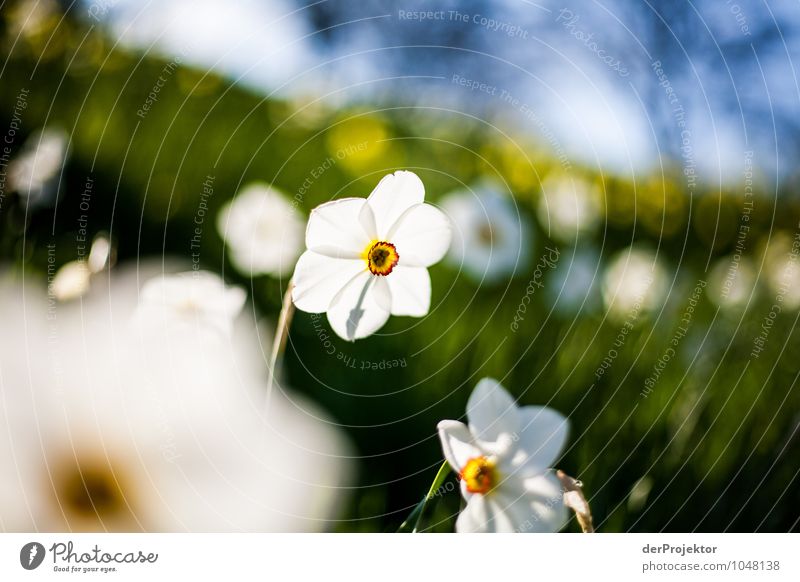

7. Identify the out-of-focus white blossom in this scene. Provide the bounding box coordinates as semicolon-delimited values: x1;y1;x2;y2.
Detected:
440;182;532;283
706;256;757;310
217;182;305;277
87;235;113;274
602;245;668;321
50;260;91;302
764;233;800;310
536;174;601;243
8;127;69;208
0;263;351;531
49;236;115;302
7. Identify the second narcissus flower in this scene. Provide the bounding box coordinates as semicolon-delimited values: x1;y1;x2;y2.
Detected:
438;378;569;533
292;170;452;341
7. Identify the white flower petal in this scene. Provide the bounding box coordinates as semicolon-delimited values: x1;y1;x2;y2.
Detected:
291;251;366;313
484;497;521;532
372;275;393;312
455;495;491;533
221;285;247;317
358;196;378;240
467;378;520;445
306;198;372;258
513;406;569;473
487;472;566;533
388;203;452;267
385;265;431;316
521;472;569;532
326;271;391;341
437;420;481;473
366;170;425;238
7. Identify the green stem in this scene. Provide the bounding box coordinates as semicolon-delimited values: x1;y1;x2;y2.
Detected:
398;460;451;533
265;279;295;409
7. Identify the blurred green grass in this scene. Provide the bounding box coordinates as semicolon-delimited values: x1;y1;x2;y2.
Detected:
1;6;798;532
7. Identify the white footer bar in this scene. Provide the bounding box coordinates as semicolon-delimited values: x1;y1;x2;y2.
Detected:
1;533;796;581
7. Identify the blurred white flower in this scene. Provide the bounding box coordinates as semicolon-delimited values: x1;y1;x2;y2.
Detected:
437;378;568;533
217;182;304;277
8;127;69;208
49;236;115;302
602;245;668;321
536;174;601;243
706;255;757;310
87;234;114;274
50;261;91;302
136;270;246;336
0;262;351;532
440;182;532;283
7;0;58;39
764;233;800;310
292;170;451;341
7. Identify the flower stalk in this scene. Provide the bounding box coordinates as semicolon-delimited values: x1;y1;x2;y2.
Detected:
265;279;295;406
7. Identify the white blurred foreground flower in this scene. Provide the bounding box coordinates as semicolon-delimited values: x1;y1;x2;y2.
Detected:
440;182;532;283
217;182;305;277
136;270;246;336
0;264;351;531
292;171;451;341
437;378;569;533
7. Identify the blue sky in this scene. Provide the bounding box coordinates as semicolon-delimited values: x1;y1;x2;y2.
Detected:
90;0;800;188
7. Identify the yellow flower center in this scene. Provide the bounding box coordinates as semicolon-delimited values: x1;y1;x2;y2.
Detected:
364;240;399;276
478;222;494;245
460;456;497;495
51;453;138;530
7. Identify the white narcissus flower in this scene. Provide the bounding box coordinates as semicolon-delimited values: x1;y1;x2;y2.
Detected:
440;182;533;283
136;270;246;336
217;182;305;277
292;170;452;341
437;378;569;533
0;262;352;532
